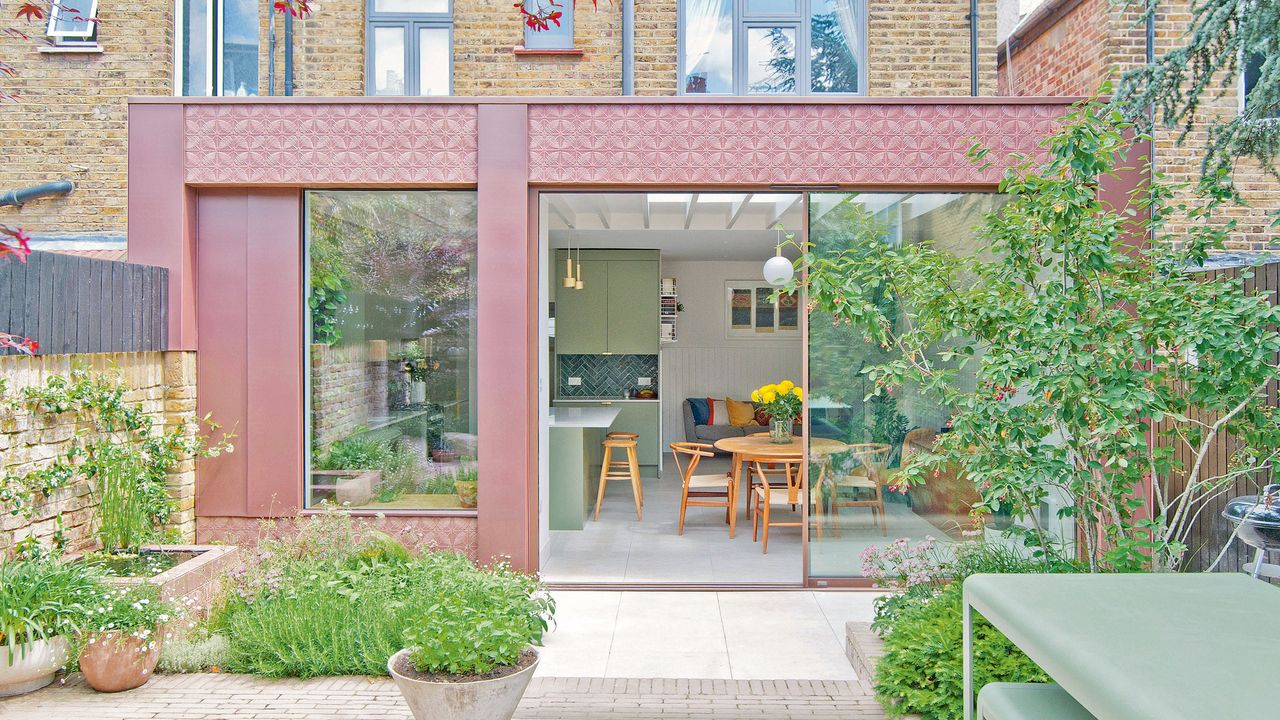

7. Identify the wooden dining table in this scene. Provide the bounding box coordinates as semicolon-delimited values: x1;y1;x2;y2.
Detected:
712;435;849;536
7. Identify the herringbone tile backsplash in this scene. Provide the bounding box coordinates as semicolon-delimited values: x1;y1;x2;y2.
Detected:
557;354;659;398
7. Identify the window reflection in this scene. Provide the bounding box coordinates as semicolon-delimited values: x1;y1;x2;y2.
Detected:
683;0;734;93
305;191;479;511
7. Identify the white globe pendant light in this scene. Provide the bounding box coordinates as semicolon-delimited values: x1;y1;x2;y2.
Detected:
763;227;794;286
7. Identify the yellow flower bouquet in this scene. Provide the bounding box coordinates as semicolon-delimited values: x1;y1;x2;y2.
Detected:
751;380;803;443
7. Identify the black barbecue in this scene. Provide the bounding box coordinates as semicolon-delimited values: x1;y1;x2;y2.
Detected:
1222;483;1280;579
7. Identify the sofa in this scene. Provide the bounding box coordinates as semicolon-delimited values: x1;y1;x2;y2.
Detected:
682;398;764;450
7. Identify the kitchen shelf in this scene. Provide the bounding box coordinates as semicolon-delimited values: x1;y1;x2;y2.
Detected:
660;277;678;343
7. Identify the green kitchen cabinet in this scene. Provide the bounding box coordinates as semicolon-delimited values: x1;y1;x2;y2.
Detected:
554;256;609;354
606;260;660;354
554;250;658;355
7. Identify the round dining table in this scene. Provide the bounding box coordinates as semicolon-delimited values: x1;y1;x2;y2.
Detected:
712;435;849;537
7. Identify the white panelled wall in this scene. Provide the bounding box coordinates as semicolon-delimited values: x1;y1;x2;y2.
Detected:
659;261;802;445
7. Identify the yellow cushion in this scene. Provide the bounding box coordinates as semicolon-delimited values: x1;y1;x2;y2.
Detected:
726;398;757;427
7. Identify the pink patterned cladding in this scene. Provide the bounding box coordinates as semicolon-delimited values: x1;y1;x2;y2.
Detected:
183;104;479;185
526;103;1066;185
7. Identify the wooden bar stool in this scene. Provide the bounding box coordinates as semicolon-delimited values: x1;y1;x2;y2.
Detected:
595;435;643;521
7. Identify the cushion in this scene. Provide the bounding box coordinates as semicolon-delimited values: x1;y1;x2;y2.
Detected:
695;424;746;442
754;407;772;425
707;398;730;426
726;398;756;427
687;398;710;426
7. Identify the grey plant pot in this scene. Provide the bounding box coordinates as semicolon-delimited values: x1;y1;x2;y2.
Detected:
387;648;539;720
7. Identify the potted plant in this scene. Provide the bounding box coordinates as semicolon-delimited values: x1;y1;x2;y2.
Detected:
76;584;183;693
751;380;804;443
388;561;554;720
0;559;101;697
453;461;478;509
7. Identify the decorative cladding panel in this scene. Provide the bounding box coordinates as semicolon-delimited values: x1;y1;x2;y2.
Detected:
183;104;479;185
526;104;1066;185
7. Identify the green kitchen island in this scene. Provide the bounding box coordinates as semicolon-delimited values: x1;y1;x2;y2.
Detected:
548;405;621;531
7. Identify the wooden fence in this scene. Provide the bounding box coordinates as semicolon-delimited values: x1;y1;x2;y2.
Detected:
0;250;168;356
1158;261;1280;574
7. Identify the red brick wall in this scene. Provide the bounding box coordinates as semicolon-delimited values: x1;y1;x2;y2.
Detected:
998;0;1111;96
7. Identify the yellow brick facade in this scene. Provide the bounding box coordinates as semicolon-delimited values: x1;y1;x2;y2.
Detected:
1;0;1004;240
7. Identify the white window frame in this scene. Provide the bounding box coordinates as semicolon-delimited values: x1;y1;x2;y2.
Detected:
725;281;801;338
1238;49;1276;119
173;0;261;97
46;0;98;42
679;0;868;96
366;0;454;96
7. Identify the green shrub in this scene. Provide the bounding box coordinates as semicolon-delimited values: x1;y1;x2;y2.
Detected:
316;434;419;502
875;583;1048;720
406;560;554;675
157;632;231;673
210;515;551;679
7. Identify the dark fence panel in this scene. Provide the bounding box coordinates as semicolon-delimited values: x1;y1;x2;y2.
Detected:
1161;261;1280;573
0;250;168;356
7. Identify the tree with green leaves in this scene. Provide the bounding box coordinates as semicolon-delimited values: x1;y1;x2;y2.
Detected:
1116;0;1279;186
792;100;1280;572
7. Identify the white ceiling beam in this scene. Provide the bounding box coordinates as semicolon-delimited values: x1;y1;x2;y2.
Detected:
683;193;700;230
547;197;576;229
765;195;803;229
726;193;754;229
592;196;611;229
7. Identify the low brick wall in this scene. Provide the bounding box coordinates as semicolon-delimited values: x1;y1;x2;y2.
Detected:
0;352;199;556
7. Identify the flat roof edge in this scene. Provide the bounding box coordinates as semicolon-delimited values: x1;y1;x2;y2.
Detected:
128;95;1088;106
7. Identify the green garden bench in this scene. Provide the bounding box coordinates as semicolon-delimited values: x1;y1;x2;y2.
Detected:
977;683;1094;720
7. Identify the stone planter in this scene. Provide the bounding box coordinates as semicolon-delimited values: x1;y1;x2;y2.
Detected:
100;545;240;618
0;637;69;697
388;648;538;720
311;469;381;506
79;631;161;693
455;480;478;508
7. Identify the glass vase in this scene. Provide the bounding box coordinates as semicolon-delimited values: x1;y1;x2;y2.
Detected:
769;417;794;444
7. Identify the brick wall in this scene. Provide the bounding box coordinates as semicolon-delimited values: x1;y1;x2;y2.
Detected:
868;0;999;96
309;342;376;450
0;352;199;557
997;0;1280;252
0;0;172;238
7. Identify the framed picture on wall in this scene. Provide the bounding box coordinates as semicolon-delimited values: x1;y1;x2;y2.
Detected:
725;282;800;338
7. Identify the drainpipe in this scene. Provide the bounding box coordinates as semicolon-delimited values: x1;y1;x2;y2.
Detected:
0;181;74;208
285;11;295;96
968;0;980;95
622;0;634;95
268;11;277;96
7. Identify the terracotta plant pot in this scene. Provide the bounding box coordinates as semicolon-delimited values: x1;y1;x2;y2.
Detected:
79;631;161;693
455;480;478;508
432;449;459;463
0;637;69;697
388;648;538;720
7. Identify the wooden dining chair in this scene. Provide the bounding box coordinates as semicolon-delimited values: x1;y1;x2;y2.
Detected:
669;442;735;536
750;455;804;554
827;443;892;535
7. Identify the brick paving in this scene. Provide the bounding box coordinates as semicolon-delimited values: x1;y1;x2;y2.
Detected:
0;674;886;719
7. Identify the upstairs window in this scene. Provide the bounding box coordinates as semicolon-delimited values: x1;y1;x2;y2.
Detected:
176;0;260;96
1241;52;1277;119
681;0;865;95
46;0;99;46
523;0;575;50
367;0;453;96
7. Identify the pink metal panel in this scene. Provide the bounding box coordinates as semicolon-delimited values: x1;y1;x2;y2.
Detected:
195;190;250;517
526;103;1067;185
127;103;196;349
194;189;304;518
475;104;536;570
182;104;479;185
244;190;304;517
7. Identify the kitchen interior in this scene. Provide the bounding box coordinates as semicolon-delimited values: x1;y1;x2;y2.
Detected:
539;192;805;585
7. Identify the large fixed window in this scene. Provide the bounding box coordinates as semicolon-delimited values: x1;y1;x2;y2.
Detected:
367;0;452;96
681;0;866;95
1241;52;1277;119
305;191;479;511
176;0;260;96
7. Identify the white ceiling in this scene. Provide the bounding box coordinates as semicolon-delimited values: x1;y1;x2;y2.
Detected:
545;193;805;262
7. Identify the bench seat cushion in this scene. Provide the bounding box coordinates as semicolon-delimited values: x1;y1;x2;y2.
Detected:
978;683;1095;720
